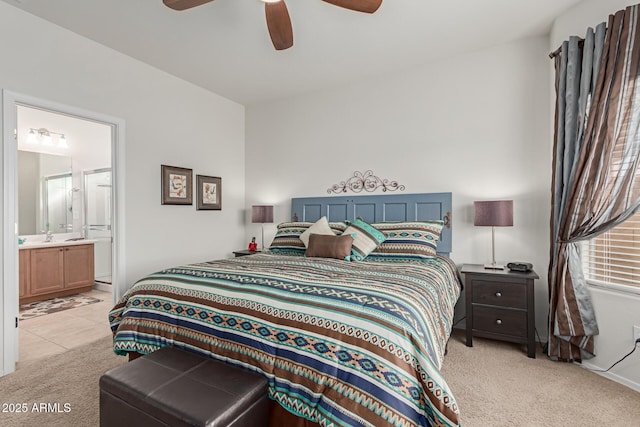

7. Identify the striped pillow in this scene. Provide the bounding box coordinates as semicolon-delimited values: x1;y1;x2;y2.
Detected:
269;221;347;255
369;221;444;259
343;219;386;261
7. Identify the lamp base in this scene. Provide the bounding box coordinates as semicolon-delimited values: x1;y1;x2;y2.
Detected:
484;263;505;270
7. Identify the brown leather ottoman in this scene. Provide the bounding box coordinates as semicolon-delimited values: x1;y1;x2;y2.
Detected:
100;347;269;427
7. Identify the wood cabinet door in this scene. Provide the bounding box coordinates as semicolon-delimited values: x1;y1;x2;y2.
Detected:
19;249;31;298
64;244;95;289
30;247;65;295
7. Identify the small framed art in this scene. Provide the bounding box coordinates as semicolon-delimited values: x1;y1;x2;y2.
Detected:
161;165;193;205
196;175;222;210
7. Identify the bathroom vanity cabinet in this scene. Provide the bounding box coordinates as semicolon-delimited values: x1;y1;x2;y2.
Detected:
19;242;95;305
19;249;30;299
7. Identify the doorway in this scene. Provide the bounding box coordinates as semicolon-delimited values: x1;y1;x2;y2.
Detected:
1;91;126;377
16;106;113;367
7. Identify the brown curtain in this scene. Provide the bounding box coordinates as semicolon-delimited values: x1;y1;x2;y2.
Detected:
549;5;640;362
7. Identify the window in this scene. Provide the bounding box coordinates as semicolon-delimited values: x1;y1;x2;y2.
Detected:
581;211;640;290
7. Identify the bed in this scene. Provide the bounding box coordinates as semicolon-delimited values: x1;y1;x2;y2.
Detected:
109;193;461;427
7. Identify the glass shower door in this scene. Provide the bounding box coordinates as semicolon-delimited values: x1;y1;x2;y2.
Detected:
84;168;112;284
44;173;73;233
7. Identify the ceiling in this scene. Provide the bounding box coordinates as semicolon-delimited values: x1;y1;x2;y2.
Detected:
4;0;583;106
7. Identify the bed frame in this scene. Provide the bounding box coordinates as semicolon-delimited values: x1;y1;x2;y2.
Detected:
291;192;452;256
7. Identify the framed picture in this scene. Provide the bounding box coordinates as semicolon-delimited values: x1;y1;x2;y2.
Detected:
161;165;193;205
196;175;222;210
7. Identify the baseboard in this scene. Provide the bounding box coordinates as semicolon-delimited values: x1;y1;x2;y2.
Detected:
93;282;112;293
580;361;640;392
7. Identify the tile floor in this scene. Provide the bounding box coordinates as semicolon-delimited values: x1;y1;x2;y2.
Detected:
17;288;114;370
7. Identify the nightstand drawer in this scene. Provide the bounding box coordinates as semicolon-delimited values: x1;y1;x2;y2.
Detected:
471;280;526;309
473;306;527;338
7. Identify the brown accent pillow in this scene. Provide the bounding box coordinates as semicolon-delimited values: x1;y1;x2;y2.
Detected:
305;234;354;261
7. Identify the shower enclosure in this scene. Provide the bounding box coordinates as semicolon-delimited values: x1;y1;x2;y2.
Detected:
44;173;73;234
83;168;112;284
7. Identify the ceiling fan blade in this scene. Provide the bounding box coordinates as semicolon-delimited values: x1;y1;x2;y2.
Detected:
163;0;215;11
321;0;382;14
265;1;294;51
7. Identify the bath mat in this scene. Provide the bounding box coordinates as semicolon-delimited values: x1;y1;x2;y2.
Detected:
19;294;102;321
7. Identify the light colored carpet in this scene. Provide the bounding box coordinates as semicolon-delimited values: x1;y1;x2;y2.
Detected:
0;330;638;427
0;335;125;427
441;331;640;426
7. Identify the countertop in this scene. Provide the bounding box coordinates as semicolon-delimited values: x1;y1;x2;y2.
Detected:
18;239;97;250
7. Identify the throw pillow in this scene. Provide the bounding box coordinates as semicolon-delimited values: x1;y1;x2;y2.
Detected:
343;218;386;261
370;221;444;259
300;216;335;248
305;234;354;261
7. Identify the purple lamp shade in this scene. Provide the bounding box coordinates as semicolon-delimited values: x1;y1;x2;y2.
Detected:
252;205;274;252
251;205;274;224
474;200;513;227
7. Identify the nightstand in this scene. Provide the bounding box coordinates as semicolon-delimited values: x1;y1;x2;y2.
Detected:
233;250;261;257
461;264;539;358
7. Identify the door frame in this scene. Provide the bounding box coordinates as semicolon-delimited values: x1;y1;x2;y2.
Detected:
1;90;126;377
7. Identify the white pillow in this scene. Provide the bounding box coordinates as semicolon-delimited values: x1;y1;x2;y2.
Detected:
300;216;336;248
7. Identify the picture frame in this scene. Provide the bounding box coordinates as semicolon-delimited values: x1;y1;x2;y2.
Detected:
196;175;222;211
161;165;193;205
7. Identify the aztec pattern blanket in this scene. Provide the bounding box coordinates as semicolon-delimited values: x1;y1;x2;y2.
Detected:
109;254;462;426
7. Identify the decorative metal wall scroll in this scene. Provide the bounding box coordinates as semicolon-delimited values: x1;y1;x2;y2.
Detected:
327;170;406;194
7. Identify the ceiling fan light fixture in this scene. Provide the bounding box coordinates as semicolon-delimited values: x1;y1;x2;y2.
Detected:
163;0;381;51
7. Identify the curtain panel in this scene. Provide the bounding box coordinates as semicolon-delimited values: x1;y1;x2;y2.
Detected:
549;5;640;362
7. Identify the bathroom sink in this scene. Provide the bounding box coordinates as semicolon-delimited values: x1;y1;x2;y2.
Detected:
65;237;85;241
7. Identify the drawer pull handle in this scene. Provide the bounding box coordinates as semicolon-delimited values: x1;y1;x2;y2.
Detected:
496;319;503;325
495;292;502;297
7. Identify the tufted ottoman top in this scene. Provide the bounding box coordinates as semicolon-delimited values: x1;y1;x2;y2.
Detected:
100;347;269;427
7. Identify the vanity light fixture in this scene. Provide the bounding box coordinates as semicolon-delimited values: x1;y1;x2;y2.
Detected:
27;129;37;144
26;127;69;149
42;131;53;146
58;134;68;149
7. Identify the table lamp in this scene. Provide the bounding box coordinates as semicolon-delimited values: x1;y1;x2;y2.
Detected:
474;200;513;269
251;205;274;251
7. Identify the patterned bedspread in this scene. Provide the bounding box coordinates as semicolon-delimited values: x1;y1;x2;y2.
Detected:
109;253;462;426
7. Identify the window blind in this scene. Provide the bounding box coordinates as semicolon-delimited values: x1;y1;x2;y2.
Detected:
581;211;640;289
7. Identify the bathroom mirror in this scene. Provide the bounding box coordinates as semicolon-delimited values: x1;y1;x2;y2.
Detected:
18;150;73;235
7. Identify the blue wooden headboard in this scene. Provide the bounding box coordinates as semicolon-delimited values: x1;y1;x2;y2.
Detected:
291;192;452;256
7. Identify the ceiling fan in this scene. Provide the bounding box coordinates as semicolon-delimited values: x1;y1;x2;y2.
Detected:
162;0;383;50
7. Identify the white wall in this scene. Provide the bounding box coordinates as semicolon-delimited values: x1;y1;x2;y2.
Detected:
550;0;640;391
246;36;552;338
0;1;246;288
